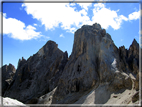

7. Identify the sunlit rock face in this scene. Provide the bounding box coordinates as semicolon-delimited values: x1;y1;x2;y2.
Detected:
2;23;140;105
51;23;140;104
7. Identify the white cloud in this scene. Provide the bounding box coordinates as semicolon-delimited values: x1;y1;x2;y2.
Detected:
33;23;37;26
59;34;65;38
70;27;77;33
69;3;76;6
22;3;90;33
92;3;128;30
21;3;140;33
128;10;140;20
77;3;92;11
3;13;6;17
38;35;50;42
3;13;42;40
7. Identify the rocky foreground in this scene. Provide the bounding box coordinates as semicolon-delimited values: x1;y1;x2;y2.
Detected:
1;23;141;106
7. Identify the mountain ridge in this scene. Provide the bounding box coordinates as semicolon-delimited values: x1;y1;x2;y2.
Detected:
1;23;140;105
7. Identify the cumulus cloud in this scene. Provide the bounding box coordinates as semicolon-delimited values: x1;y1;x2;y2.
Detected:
38;35;50;42
77;3;92;11
92;3;139;30
92;3;128;30
3;13;42;40
21;3;140;33
59;34;65;38
22;3;90;33
69;3;76;6
33;23;37;26
128;10;140;20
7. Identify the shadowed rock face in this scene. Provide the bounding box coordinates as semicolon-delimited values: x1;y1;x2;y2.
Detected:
118;39;140;91
118;39;139;74
2;64;16;96
3;23;140;105
3;40;68;103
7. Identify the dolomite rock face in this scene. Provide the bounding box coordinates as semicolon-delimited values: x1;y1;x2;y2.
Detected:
2;64;16;96
3;40;68;103
118;39;140;91
2;23;140;105
118;39;139;75
51;23;140;104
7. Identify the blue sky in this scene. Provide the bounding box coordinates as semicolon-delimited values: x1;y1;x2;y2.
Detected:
1;1;141;69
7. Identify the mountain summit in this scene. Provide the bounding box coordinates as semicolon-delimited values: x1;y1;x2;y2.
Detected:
2;23;140;105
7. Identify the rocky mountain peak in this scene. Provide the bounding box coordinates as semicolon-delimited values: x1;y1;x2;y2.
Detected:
130;38;139;50
72;23;113;59
45;40;58;49
51;23;140;104
3;64;16;74
37;40;58;57
17;57;26;69
132;38;138;44
2;23;140;105
128;39;139;58
93;23;102;30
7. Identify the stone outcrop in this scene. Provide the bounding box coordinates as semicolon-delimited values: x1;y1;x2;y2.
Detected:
51;23;140;104
118;39;140;91
118;39;139;75
2;23;140;105
2;64;16;96
3;40;68;103
17;57;27;69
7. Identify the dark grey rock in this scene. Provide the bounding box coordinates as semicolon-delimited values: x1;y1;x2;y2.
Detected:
2;23;140;105
101;29;106;36
17;57;26;69
132;91;139;103
2;64;16;96
3;40;68;103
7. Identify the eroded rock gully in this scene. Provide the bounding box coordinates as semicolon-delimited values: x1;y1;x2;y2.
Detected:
2;23;141;105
